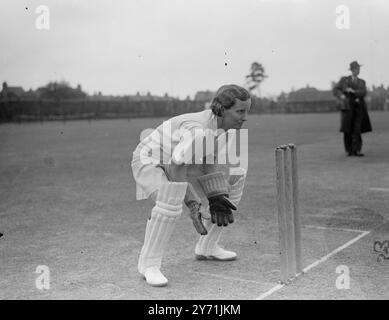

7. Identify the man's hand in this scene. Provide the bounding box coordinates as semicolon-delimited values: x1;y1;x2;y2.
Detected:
208;195;236;227
345;88;355;93
187;201;208;235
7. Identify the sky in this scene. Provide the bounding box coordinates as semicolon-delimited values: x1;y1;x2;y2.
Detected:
0;0;388;99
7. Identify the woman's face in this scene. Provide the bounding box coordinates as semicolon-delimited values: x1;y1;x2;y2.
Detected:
220;98;251;130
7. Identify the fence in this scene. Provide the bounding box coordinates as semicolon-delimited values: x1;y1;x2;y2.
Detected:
0;99;205;122
0;96;387;123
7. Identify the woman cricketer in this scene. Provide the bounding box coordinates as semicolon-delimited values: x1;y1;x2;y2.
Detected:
131;84;251;286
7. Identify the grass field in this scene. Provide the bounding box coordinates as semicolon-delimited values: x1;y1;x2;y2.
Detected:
1;111;389;300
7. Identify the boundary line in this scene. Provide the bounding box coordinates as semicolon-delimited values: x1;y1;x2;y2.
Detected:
370;187;389;192
193;271;264;285
304;213;376;222
302;231;370;273
303;224;368;233
255;230;370;300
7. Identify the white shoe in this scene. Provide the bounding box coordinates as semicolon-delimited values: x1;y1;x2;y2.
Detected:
143;266;168;287
195;245;237;261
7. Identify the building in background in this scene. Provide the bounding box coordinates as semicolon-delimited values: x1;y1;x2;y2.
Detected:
0;82;26;100
194;90;214;102
286;85;337;113
368;84;389;111
194;90;215;109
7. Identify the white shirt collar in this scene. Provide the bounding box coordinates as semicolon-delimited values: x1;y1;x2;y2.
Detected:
208;110;218;130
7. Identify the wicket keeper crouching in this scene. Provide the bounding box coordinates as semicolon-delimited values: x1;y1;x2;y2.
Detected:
131;85;250;287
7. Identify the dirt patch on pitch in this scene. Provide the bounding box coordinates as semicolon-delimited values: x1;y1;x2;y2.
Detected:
304;206;384;231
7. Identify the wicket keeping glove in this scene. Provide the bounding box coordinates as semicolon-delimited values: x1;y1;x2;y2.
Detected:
208;195;236;226
186;201;208;235
198;172;237;227
184;182;209;235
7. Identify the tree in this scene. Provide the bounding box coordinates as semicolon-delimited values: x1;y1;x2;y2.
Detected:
277;91;288;106
36;80;87;100
245;62;268;97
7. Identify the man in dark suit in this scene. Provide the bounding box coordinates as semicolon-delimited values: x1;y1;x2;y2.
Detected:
333;61;372;156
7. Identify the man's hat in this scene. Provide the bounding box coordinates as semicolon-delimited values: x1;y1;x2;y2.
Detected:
349;61;362;70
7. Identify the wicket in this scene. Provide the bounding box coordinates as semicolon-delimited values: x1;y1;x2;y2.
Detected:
275;144;302;284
